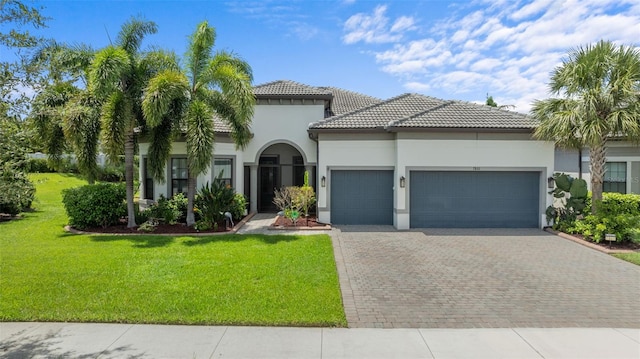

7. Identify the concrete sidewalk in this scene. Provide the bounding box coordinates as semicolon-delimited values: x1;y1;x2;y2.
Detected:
1;322;639;358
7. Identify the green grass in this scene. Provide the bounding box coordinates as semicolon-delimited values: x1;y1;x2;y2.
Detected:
612;253;640;266
0;173;346;326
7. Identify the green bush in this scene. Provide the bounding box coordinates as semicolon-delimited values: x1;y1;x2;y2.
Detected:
62;183;126;229
144;194;187;225
25;158;55;173
95;164;125;182
229;193;247;220
565;193;640;243
597;192;640;216
195;176;235;226
0;167;36;215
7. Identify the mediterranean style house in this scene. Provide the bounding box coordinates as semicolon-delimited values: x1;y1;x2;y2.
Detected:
138;80;639;229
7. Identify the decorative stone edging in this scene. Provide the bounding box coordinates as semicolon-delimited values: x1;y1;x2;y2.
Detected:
64;212;255;237
544;227;637;254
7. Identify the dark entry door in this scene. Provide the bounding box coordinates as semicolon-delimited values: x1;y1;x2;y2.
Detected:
259;156;279;212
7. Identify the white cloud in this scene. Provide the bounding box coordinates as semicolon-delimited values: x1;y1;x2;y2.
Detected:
343;0;640;112
404;81;431;92
342;5;416;44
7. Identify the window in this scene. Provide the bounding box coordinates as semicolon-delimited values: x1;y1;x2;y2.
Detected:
143;158;154;200
604;162;626;194
213;158;233;186
293;156;305;186
171;158;188;196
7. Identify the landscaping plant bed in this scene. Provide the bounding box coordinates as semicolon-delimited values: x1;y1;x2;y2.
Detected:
80;222;236;234
271;215;331;230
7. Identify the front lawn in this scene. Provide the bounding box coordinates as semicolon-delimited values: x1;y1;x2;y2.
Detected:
612;253;640;266
0;173;346;326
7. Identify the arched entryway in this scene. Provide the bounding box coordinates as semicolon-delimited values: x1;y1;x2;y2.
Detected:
255;143;315;212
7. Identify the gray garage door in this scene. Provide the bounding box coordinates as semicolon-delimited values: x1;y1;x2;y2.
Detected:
331;170;393;225
410;171;540;228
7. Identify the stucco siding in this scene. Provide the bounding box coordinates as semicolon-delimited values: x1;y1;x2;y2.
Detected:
244;105;321;165
394;138;555;229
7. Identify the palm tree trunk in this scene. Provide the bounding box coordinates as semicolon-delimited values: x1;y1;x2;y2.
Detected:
125;132;137;228
590;140;606;215
186;171;197;226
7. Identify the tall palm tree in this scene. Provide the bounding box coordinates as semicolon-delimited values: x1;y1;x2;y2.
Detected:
532;40;640;213
89;17;174;228
30;42;101;183
142;20;255;226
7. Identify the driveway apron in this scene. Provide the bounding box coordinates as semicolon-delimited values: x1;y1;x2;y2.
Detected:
330;227;640;328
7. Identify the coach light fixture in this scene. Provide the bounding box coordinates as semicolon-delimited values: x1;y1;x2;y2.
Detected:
400;176;406;188
547;176;555;189
321;176;326;187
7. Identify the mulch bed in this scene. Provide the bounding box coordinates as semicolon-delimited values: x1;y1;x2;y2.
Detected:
81;222;235;234
570;232;640;251
271;215;330;229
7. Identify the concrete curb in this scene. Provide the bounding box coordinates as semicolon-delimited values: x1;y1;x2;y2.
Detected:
544;227;637;254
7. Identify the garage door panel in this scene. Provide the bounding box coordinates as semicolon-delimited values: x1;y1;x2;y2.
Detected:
410;171;539;228
331;170;393;225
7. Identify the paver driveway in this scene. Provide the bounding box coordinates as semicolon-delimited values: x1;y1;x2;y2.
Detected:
330;227;640;328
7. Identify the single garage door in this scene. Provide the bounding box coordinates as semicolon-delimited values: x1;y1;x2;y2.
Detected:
331;170;393;225
410;171;540;228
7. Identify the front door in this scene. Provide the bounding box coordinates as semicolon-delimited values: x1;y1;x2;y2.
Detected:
259;156;279;212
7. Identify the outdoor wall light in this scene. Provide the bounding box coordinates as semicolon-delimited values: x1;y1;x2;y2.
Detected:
400;176;406;188
547;176;555;189
321;176;326;187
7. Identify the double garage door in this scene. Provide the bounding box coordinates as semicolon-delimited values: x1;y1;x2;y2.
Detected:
331;170;539;228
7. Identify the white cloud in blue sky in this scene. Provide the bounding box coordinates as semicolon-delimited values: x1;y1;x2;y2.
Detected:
341;0;640;111
5;0;639;114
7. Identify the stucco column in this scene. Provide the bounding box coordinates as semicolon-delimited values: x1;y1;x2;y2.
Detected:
250;165;258;213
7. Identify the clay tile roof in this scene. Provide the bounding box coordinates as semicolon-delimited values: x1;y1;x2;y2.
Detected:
309;93;447;129
391;100;537;129
253;80;332;99
318;86;382;117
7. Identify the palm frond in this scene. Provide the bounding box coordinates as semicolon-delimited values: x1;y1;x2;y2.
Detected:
100;92;128;161
116;17;158;56
89;46;129;99
142;69;190;128
185;100;214;175
147;118;175;182
185;20;215;88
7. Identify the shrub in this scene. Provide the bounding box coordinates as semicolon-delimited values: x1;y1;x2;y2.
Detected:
597;192;640;216
25;158;55;173
0;167;36;215
95;164;125;182
195;179;235;226
565;193;640;243
62;183;126;229
229;193;247;220
144;194;187;225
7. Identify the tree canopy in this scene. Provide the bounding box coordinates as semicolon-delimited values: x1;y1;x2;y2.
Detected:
532;40;640;211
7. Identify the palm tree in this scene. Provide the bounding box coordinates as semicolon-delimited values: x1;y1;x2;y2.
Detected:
89;17;174;228
30;42;101;183
142;20;255;226
532;40;640;213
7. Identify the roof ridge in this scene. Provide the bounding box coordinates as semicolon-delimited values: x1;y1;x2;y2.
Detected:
318;86;382;101
449;98;530;117
309;93;414;128
386;100;454;129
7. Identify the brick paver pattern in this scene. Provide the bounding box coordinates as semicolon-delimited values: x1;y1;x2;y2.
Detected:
330;228;640;329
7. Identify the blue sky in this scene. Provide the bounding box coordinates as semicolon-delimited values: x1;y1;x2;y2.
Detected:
10;0;640;113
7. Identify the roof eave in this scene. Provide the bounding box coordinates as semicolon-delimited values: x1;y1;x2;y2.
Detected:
386;126;536;133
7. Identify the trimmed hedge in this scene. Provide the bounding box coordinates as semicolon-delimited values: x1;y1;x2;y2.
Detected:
62;183;126;229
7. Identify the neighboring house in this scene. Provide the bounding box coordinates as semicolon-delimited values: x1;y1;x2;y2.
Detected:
554;143;640;195
139;80;556;229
